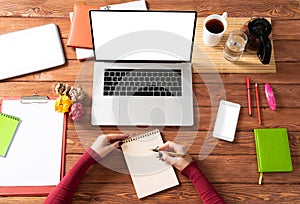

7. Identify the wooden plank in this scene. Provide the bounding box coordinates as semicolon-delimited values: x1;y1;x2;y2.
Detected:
70;183;214;203
194;0;300;18
1;17;300;40
1;183;300;204
0;17;71;38
67;105;300;131
0;82;300;109
218;183;300;204
193;84;300;108
2;61;300;84
272;19;300;40
273;40;300;62
1;82;300;108
192;63;300;84
0;197;45;204
66;129;300;156
0;0;299;18
64;154;300;184
72;183;300;203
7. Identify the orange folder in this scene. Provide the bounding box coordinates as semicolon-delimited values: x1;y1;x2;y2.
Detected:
67;4;99;49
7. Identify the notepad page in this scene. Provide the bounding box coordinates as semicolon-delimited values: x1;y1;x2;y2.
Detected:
0;99;64;186
121;130;179;199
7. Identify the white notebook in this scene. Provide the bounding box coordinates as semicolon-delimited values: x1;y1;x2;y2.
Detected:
121;129;179;199
0;23;65;80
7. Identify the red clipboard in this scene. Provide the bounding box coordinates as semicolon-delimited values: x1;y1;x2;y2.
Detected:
0;96;66;196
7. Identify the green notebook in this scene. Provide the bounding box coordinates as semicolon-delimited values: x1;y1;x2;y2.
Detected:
0;112;20;157
254;128;293;184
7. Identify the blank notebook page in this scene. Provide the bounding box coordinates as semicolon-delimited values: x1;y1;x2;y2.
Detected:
121;129;179;199
0;99;64;186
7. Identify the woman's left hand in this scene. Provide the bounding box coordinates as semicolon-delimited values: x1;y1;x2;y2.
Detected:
91;133;128;158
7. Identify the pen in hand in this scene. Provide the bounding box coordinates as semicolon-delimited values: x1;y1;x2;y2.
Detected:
150;146;185;157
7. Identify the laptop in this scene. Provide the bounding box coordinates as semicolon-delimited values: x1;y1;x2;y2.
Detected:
90;10;197;126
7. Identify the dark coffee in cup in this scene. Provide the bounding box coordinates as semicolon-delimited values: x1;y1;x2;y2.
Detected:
203;12;228;46
205;19;224;34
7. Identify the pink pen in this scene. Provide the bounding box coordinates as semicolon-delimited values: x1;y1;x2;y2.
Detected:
265;83;276;111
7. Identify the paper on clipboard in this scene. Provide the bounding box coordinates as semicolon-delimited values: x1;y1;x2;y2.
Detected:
0;96;66;195
213;100;241;142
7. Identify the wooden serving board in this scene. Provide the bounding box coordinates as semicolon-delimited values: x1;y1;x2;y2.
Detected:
192;17;276;73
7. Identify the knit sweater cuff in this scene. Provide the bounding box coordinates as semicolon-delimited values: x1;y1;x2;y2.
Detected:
86;147;102;163
181;160;203;179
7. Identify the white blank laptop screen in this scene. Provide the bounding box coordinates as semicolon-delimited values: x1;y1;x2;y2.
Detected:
90;11;196;62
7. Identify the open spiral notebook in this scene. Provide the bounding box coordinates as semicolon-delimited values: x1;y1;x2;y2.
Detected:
121;129;179;199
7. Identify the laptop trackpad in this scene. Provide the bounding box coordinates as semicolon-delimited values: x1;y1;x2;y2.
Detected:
119;98;166;125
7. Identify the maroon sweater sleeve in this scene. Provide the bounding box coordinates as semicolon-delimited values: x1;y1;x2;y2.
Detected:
43;147;101;204
181;161;226;204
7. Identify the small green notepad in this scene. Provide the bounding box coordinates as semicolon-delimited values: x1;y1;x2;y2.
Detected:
254;128;293;184
0;112;20;157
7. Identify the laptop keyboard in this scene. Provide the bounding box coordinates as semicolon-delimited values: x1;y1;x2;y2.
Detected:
103;69;182;96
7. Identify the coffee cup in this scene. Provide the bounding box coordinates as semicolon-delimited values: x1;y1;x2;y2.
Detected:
203;12;228;46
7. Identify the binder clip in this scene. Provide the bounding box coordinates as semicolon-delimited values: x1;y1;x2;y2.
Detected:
20;94;49;104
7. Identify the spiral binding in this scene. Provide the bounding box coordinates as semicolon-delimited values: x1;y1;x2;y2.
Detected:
122;129;159;144
0;112;20;121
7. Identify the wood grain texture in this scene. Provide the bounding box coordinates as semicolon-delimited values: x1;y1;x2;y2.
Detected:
1;0;300;203
0;0;299;18
66;129;300;156
72;183;300;204
2;17;300;40
62;154;300;184
2;183;300;204
1;82;300;107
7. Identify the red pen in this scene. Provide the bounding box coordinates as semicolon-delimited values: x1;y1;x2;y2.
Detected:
255;83;262;125
246;77;252;116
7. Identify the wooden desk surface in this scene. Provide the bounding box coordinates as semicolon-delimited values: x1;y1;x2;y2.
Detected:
1;0;300;203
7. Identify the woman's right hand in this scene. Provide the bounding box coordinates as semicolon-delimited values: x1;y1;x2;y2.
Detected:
157;141;193;171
